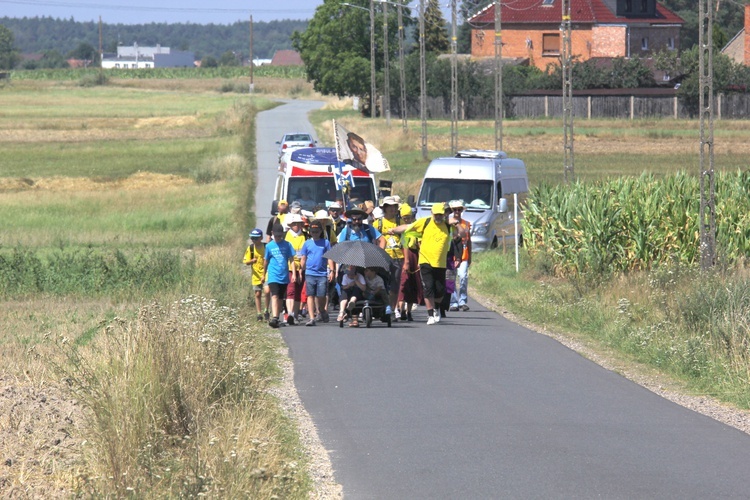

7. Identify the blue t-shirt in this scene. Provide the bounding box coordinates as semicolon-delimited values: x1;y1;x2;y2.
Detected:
265;239;294;284
339;224;382;243
301;238;332;277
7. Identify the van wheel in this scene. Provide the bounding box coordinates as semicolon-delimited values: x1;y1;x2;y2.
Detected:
490;236;498;249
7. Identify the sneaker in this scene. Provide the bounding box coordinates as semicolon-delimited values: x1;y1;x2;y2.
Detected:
426;315;438;325
286;314;295;326
460;304;470;311
269;318;279;328
449;305;459;312
433;312;441;324
407;311;414;322
314;314;323;323
263;310;270;321
305;319;316;327
321;311;330;323
385;305;392;315
394;309;401;320
257;314;263;321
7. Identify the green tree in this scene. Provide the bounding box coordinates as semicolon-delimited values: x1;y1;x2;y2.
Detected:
40;49;69;68
201;55;218;68
292;0;405;109
218;50;240;67
0;24;20;69
68;42;99;65
416;0;450;53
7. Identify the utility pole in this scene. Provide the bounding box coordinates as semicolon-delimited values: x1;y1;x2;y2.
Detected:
397;0;407;132
561;0;574;182
699;0;716;268
370;0;377;118
494;0;503;151
383;1;390;125
419;0;428;160
249;15;254;92
450;0;458;154
98;16;103;75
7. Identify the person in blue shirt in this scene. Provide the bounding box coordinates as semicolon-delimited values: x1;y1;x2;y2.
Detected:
337;208;386;248
300;219;335;326
264;223;297;328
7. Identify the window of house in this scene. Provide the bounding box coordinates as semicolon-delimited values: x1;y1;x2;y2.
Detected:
640;0;648;12
115;63;120;68
542;33;560;56
641;37;649;51
625;0;632;12
667;37;675;50
542;0;554;5
132;64;138;68
145;63;151;68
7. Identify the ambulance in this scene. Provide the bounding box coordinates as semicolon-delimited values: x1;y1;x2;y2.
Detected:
271;147;377;215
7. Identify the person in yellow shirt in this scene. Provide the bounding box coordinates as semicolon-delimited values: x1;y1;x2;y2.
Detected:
284;213;308;325
374;196;403;318
243;228;270;321
388;202;458;325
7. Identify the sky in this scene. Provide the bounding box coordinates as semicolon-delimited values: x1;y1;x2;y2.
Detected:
0;0;325;24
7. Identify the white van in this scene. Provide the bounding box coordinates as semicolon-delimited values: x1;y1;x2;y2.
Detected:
414;150;528;251
271;147;377;215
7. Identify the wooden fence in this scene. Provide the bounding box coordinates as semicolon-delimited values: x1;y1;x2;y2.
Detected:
390;93;750;120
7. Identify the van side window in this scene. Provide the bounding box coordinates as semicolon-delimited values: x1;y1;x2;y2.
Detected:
497;181;503;204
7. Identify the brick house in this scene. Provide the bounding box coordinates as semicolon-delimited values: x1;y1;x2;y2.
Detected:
722;4;750;66
468;0;684;70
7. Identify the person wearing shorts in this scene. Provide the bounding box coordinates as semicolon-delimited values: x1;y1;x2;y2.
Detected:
300;220;335;326
264;223;296;328
243;228;269;321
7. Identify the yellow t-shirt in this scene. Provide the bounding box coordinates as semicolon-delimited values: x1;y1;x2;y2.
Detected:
407;216;452;268
285;230;307;269
377;217;404;260
243;243;266;286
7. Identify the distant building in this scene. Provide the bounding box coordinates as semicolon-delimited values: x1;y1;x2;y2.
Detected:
469;0;683;70
270;50;303;66
722;4;750;66
101;43;194;69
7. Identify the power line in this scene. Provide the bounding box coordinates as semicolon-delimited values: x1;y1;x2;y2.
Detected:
0;0;313;16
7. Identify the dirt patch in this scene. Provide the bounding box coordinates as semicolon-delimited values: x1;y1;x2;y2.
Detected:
134;116;199;128
0;374;85;497
0;172;194;193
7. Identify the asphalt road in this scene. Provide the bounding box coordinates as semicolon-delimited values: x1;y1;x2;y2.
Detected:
256;101;750;499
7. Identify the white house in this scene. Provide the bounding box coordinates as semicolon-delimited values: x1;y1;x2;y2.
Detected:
101;43;195;69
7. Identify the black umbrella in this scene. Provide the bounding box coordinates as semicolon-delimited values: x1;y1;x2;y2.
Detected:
323;240;393;271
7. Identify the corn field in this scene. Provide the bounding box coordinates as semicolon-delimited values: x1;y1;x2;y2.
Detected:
523;171;750;276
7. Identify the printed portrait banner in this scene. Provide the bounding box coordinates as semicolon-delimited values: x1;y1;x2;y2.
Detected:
333;119;390;174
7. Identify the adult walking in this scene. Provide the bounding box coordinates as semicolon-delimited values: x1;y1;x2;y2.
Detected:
263;224;296;328
300;219;335;326
397;204;421;321
448;199;472;312
338;207;385;247
374;196;403;317
284;213;308;325
390;203;458;325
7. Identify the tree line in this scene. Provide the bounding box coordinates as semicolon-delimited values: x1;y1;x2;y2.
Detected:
0;16;306;68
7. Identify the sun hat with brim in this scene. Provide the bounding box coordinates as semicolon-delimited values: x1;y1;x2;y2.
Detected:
380;195;399;207
328;202;342;210
431;203;446;215
249;228;263;239
286;213;304;225
345;208;367;219
448;199;465;209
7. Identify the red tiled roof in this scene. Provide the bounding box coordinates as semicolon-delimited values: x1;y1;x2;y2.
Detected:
271;50;303;66
470;0;683;25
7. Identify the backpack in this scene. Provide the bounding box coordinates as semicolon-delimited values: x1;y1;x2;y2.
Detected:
342;224;377;243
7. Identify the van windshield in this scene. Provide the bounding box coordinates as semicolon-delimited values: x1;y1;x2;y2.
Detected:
418;179;493;209
288;177;375;212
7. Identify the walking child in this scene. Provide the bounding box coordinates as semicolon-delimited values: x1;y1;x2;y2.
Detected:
243;228;269;321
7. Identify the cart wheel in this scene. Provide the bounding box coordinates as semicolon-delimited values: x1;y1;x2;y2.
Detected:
364;307;372;328
387;314;392;327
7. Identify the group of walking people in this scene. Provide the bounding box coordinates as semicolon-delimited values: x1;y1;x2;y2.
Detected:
244;195;473;328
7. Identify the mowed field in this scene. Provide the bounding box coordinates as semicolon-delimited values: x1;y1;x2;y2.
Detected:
2;76;750;496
